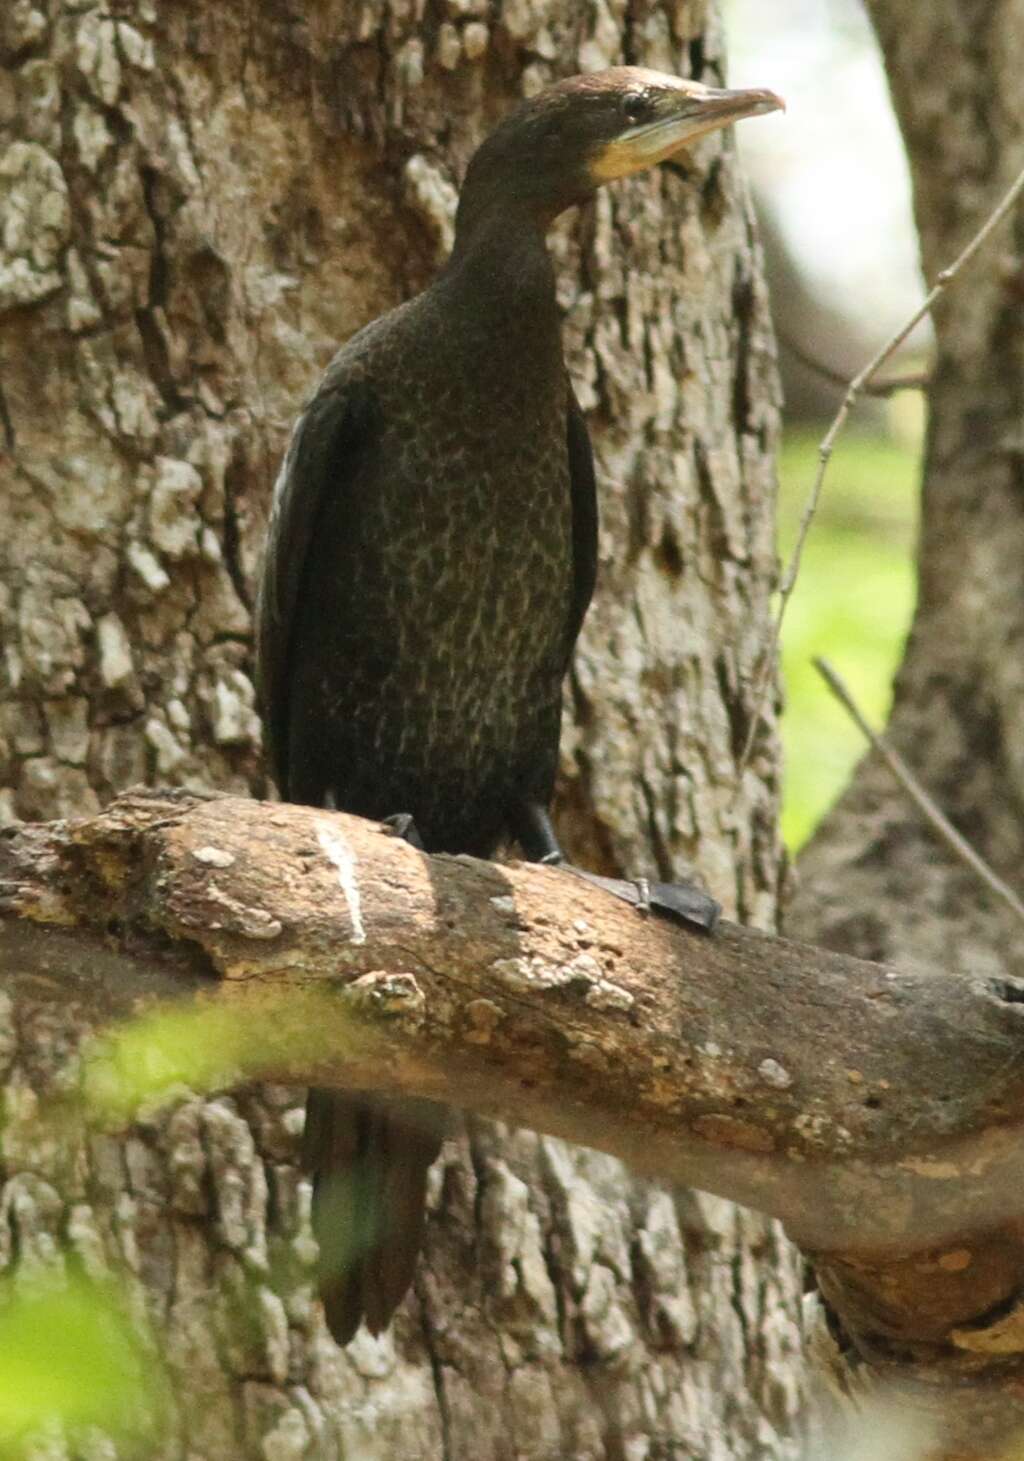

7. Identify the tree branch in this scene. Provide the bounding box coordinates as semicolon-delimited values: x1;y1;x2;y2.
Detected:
777;329;931;397
814;656;1024;926
3;788;1024;1387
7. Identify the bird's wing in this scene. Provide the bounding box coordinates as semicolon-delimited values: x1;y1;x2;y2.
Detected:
254;374;369;796
565;381;599;663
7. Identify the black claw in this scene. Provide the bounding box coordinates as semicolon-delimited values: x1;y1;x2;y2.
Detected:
510;801;563;863
381;813;426;851
511;801;720;935
646;880;720;932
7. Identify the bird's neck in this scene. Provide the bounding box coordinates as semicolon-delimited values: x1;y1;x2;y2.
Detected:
442;206;559;338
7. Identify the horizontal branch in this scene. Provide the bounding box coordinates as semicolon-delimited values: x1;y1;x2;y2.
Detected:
3;789;1024;1378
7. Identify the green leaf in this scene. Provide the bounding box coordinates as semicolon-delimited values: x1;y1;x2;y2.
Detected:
0;1276;163;1449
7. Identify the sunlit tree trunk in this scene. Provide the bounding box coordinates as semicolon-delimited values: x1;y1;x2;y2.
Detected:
0;2;800;1455
791;0;1024;1446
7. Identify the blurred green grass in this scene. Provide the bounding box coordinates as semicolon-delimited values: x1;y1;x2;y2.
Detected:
0;1276;164;1455
777;426;919;850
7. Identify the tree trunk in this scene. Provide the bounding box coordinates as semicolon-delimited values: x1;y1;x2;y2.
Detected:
0;3;800;1457
790;0;1024;1446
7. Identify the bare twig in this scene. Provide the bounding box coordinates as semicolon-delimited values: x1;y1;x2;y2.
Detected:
736;160;1024;784
778;329;931;397
813;656;1024;927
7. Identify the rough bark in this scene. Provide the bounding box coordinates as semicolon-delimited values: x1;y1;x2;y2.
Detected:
789;0;1024;1450
7;790;1024;1257
0;3;799;1458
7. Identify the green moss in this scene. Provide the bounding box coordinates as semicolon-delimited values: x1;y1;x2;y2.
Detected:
0;1277;165;1452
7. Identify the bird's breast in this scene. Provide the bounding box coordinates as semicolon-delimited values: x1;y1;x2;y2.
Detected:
368;372;573;657
288;307;578;848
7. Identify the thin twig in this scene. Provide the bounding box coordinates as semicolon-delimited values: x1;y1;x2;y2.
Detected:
813;657;1024;927
778;329;931;397
736;159;1024;784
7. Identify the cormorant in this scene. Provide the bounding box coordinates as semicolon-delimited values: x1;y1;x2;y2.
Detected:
255;66;782;1346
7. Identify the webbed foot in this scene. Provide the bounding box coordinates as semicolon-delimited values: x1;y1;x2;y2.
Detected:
561;865;720;932
511;801;720;933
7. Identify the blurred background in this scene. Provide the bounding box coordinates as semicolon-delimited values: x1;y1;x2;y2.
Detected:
726;0;925;849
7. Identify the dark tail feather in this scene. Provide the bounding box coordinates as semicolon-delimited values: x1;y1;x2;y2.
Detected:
303;1089;444;1345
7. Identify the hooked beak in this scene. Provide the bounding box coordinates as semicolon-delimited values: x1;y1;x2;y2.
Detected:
590;83;784;182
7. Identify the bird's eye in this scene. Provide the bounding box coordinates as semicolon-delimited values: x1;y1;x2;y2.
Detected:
623;92;651;123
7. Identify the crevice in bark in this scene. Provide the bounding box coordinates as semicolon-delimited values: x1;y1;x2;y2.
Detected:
222;450;255;616
137;165;188;418
731;267;755;435
688;35;707;80
716;652;748;765
0;369;14;453
418;1276;455;1461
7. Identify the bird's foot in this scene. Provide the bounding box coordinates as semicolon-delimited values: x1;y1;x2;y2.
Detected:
558;863;720;933
512;802;719;933
381;813;426;851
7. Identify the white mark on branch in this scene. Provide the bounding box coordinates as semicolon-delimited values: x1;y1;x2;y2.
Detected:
317;821;366;945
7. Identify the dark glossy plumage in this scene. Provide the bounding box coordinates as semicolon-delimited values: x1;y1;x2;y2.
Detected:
260;245;595;853
257;203;594;1350
255;65;781;1346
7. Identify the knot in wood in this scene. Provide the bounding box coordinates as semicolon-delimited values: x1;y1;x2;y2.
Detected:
344;970;426;1026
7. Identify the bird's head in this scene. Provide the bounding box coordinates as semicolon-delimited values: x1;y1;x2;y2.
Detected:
457;67;783;234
